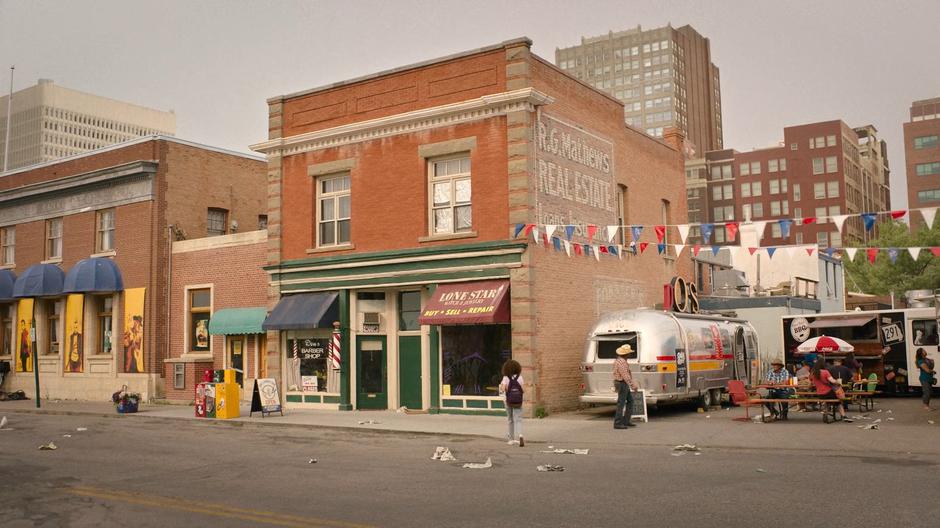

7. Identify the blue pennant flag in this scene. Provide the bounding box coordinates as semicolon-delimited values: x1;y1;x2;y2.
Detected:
657;243;666;254
861;213;877;231
631;226;643;242
778;219;793;238
552;237;561;251
565;225;576;241
711;245;721;256
513;223;525;238
766;247;777;259
700;224;714;244
825;247;836;258
609;245;618;256
583;244;591;256
888;248;899;264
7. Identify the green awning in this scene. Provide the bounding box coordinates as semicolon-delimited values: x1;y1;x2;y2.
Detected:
208;307;268;335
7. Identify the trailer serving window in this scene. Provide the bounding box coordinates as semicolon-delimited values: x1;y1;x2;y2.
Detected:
593;333;638;360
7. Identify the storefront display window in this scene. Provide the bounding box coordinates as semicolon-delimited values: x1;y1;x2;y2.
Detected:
286;336;339;393
441;324;511;396
189;288;210;352
97;297;113;354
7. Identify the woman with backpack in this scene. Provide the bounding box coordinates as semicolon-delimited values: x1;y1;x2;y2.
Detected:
499;359;525;447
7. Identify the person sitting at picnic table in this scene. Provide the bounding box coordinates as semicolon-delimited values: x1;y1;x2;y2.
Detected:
827;358;853;411
793;360;812;412
844;352;862;379
810;359;846;420
763;358;792;420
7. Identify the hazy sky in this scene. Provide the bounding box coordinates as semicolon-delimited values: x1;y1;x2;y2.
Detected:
2;0;937;207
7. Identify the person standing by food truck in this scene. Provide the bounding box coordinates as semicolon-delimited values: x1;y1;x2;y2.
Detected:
613;344;638;429
915;348;935;411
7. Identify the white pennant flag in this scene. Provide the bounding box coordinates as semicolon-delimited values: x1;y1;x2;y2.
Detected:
677;224;691;244
673;244;685;257
831;214;849;233
909;247;922;261
922;207;938;229
617;244;625;260
562;240;572;257
532;226;541;245
606;225;619;243
845;247;858;261
592;245;601;261
752;221;768;242
544;224;557;242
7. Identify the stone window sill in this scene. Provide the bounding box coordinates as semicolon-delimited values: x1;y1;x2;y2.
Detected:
418;231;478;243
306;243;356;255
0;264;14;270
91;250;117;258
41;258;62;265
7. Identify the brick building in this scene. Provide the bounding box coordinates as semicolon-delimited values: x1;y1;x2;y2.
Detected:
0;137;265;400
904;96;940;227
251;38;689;415
685;120;891;248
164;230;268;401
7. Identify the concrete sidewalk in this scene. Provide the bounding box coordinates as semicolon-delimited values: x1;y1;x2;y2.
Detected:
2;397;937;455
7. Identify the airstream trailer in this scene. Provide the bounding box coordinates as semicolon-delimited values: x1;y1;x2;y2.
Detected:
579;309;760;408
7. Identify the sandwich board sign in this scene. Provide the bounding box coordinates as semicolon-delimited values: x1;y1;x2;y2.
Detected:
250;378;283;417
631;389;649;423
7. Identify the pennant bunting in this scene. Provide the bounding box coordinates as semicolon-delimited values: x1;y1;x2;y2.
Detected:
552;237;561;251
845;248;858;261
766;247;777;259
725;222;739;242
701;224;714;244
654;225;666;243
673;244;686;257
752;221;767;242
605;225;618;243
587;224;597;243
923;208;938;229
657;243;666;255
778;219;792;238
608;245;618;257
890;210;907;220
616;245;624;260
513;223;525;238
677;224;691;244
710;246;721;256
524;224;535;237
639;242;649;254
692;245;702;257
866;248;879;264
544;225;557;241
599;245;609;254
574;243;582;256
909;247;922;261
632;225;645;243
825;247;836;258
564;225;575;241
931;248;940;257
748;247;759;256
563;240;572;257
831;215;849;233
592;245;601;261
887;248;899;264
532;226;541;244
629;241;638;255
801;217;817;225
861;213;877;231
805;248;815;256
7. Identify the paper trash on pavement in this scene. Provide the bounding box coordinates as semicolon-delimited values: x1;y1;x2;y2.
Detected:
858;423;879;430
540;448;589;455
431;447;456;462
357;420;380;425
38;442;57;450
76;427;88;432
0;416;7;429
462;457;492;469
537;464;565;472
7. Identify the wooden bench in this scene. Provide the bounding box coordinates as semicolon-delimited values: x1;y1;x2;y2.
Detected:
845;390;877;412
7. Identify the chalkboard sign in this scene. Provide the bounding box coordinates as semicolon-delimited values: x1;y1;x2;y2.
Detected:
631;389;649;423
676;349;688;388
250;378;283;418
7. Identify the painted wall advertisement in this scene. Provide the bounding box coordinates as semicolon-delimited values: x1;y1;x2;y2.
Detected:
535;114;617;242
123;287;146;373
64;294;84;373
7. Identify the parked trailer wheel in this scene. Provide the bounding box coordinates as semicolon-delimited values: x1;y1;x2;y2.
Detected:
709;388;722;407
699;389;714;409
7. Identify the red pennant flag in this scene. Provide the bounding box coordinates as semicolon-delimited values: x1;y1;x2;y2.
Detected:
802;217;817;225
748;247;758;255
542;233;550;247
639;242;649;254
654;225;666;243
574;244;583;256
867;248;879;264
806;248;815;256
587;224;597;243
931;247;940;257
890;210;907;220
692;245;702;257
523;224;535;236
599;245;609;254
725;222;739;242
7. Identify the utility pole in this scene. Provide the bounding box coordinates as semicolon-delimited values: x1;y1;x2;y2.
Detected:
3;66;13;173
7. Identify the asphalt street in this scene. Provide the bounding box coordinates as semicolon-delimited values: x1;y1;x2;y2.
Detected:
1;410;938;528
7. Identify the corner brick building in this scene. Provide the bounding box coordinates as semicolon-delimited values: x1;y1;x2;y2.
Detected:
251;38;689;415
0;137;266;400
904;96;940;227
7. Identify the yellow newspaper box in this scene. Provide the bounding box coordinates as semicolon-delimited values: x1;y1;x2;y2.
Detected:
223;369;237;384
214;382;241;419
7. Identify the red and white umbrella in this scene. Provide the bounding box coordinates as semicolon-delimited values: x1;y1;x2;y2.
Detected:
797;335;854;354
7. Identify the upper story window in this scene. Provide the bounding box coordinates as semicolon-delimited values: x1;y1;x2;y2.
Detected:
96;209;115;252
189;288;211;353
317;173;351;247
914;135;938;150
46;218;63;260
207;208;228;237
429;156;472;235
257;215;268;230
1;226;14;265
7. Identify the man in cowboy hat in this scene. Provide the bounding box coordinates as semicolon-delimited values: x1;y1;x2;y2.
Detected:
764;358;792;420
613;344;639;429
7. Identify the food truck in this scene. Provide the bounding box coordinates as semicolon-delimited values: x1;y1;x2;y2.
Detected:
781;308;939;392
579;309;760;408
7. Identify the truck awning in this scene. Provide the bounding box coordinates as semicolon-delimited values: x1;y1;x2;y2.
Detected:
418;279;510;325
807;315;875;328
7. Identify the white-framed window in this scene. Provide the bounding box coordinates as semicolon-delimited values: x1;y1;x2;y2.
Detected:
827;181;840;198
46;218;63;260
814;182;826;199
741;183;751;198
188;288;211;353
752;202;764;218
1;226;13;265
742;204;752;221
812;158;824;175
751;161;761;175
96;209;115;252
781;178;788;193
771;223;782;238
796;233;804;244
831;231;842;247
769;180;780;194
768;159;778;172
770;201;781;216
317;173;351;246
739;162;750;176
826;135;836;147
752;182;762;197
829;205;841;216
825;156;838;173
793;183;801;201
815;207;827;218
97;296;113;355
712;185;722;201
429;155;472;235
783;200;790;215
722;165;732;179
780;158;787;171
817;232;829;247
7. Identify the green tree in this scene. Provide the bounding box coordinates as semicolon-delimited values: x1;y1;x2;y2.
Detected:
843;220;940;295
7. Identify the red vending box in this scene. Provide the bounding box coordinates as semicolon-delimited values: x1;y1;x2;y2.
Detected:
194;382;207;418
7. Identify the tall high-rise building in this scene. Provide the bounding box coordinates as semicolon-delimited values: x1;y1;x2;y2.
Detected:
904;96;940;228
0;79;176;171
685;120;890;247
555;24;722;152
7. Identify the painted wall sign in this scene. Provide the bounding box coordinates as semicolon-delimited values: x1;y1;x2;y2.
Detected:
535;114;617;241
790;317;811;342
668;276;699;314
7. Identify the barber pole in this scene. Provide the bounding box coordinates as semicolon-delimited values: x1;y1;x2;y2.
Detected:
329;327;342;370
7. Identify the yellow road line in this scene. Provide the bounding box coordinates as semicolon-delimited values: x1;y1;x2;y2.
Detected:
67;486;375;528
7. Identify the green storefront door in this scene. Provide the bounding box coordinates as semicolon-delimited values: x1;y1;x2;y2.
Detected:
398;335;422;410
356;336;387;409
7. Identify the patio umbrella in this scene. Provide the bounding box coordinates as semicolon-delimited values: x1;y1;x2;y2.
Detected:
797;335;854;354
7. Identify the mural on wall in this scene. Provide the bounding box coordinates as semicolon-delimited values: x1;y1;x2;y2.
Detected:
123;287;146;373
15;299;33;373
64;294;84;373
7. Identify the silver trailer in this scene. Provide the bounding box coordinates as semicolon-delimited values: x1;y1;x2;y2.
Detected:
579;309;760;408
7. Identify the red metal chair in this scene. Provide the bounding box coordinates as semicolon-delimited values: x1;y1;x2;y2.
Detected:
727;380;763;422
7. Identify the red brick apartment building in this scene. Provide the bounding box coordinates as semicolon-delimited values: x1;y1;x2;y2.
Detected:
904;96;940;228
686;120;890;247
0;137;266;400
251;38;689;415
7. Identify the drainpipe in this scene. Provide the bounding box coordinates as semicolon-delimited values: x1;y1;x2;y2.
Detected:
166;225;173;387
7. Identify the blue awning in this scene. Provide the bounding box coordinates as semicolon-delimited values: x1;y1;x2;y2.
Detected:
63;257;124;293
262;292;339;331
209;307;268;335
13;263;65;298
0;269;16;302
